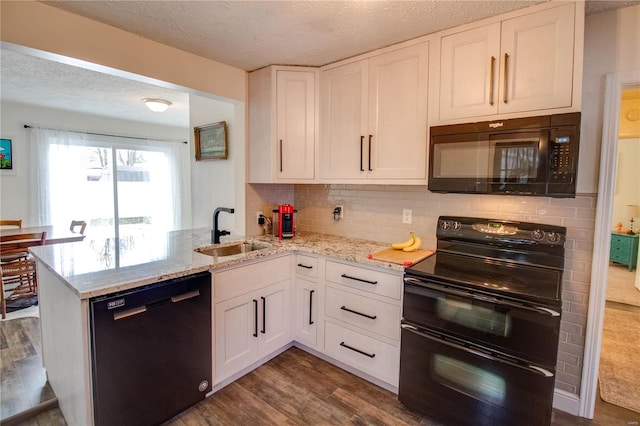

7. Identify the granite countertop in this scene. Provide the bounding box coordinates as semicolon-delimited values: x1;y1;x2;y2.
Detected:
30;229;404;299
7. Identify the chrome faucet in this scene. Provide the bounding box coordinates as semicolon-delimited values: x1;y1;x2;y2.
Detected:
212;207;235;243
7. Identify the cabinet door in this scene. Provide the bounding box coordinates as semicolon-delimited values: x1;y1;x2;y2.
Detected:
320;60;369;179
294;278;320;348
440;24;500;120
214;294;259;382
258;279;291;355
499;3;574;114
368;42;429;179
276;70;316;180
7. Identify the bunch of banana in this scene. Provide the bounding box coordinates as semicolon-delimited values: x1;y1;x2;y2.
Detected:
391;232;422;252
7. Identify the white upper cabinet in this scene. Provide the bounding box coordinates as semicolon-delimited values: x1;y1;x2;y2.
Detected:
249;66;318;183
320;42;429;182
438;3;578;121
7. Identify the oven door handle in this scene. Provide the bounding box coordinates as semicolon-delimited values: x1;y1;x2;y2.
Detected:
401;323;555;378
404;278;561;317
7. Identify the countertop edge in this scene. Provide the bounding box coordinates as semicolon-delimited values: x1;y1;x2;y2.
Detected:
32;231;411;300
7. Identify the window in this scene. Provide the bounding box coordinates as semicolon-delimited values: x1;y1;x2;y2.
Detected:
30;129;189;238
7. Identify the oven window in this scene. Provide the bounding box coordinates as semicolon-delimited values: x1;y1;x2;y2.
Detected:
432;354;506;406
436;298;512;337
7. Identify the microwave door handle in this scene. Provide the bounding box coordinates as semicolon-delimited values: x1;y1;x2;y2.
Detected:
401;324;555;378
404;278;561;317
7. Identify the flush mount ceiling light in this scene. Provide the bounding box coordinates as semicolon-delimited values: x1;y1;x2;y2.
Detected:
142;98;172;113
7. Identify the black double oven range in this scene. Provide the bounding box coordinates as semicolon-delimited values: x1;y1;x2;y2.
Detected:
399;216;566;426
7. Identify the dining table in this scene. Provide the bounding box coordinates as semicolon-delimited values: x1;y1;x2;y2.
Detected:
0;225;86;246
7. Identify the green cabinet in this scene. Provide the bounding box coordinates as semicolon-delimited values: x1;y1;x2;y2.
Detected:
610;233;639;271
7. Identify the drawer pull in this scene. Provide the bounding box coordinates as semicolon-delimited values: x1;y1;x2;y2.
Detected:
339;341;375;358
253;299;258;337
340;273;378;285
261;296;266;334
340;305;377;320
297;263;313;269
309;290;315;325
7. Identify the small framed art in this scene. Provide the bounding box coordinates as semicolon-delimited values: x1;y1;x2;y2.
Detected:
0;138;13;170
194;121;228;160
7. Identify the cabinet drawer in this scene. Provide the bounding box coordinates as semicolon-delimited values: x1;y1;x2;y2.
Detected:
215;255;291;301
295;254;318;278
325;260;401;300
324;321;399;386
325;287;400;340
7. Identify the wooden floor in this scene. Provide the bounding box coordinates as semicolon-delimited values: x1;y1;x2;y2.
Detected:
1;319;639;425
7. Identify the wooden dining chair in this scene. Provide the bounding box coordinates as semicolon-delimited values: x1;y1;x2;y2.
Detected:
0;231;46;319
0;257;39;319
0;231;47;263
70;220;87;235
0;219;22;228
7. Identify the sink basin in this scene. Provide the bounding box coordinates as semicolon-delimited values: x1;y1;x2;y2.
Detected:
195;241;269;258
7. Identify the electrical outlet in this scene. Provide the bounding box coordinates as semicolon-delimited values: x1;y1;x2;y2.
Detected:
336;205;344;218
256;211;263;224
403;209;412;224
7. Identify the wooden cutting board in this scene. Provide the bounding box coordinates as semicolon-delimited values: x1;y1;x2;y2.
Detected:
369;247;435;266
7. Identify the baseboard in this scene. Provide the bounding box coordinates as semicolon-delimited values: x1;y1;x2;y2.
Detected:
209;342;293;395
553;388;581;416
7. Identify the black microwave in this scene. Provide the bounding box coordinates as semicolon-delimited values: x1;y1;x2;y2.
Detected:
429;113;581;197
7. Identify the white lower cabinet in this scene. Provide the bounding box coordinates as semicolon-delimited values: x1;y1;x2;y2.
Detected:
294;278;321;348
325;286;401;340
213;256;292;383
324;321;400;387
293;253;323;350
213;253;402;390
322;259;402;388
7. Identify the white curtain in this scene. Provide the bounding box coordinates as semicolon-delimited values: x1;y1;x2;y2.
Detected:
29;128;191;231
29;128;87;226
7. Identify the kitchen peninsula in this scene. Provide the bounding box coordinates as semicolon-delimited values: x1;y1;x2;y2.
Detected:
30;229;404;425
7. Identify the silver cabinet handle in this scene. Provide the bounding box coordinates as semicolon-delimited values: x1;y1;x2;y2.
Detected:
171;289;200;303
113;306;147;320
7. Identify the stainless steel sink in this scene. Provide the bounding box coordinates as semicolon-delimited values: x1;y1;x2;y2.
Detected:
195;241;269;258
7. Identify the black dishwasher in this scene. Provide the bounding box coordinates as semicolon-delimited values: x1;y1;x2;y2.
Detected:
90;271;212;426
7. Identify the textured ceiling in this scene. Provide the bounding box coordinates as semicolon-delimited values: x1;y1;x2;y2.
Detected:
1;49;190;128
2;0;638;127
41;0;640;72
44;0;549;72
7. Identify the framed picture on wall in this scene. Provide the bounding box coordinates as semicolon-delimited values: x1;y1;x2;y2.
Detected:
0;138;13;171
194;121;228;161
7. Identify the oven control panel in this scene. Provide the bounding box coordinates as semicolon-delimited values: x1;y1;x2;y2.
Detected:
437;217;566;247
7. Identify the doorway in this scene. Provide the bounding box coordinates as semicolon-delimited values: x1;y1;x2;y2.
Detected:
581;71;640;418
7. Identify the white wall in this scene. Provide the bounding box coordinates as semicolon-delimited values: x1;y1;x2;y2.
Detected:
613;138;640;229
579;5;640;193
189;94;246;235
0;101;190;227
